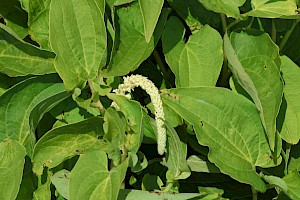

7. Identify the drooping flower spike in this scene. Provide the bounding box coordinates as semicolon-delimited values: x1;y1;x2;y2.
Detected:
113;74;166;155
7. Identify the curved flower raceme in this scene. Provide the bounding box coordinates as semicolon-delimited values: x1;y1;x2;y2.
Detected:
113;74;166;155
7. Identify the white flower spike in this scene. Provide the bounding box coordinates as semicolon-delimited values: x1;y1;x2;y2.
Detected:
114;74;166;155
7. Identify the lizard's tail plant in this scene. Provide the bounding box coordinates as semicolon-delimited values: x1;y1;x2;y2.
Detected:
113;74;166;155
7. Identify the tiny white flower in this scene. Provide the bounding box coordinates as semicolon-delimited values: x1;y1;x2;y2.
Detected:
114;74;166;155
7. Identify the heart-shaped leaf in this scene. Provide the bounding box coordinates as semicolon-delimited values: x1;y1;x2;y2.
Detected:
162;16;223;87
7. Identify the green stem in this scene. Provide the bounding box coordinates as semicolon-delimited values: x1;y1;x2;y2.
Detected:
163;182;174;192
247;17;255;28
279;19;299;50
220;13;228;33
285;143;292;175
38;175;42;187
121;145;128;163
257;18;264;31
271;19;277;43
227;19;241;30
87;79;105;114
251;185;258;200
153;49;171;88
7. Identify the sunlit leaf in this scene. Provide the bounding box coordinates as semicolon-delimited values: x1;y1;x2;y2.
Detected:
224;31;283;150
32;117;107;175
69;150;128;200
49;0;107;90
0;139;26;200
0;75;69;156
0;24;56;77
162;16;223;87
162;87;277;192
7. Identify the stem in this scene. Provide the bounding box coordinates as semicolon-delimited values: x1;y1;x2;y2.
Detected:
163;182;174;192
88;79;105;114
217;55;231;88
271;19;276;43
220;13;228;33
257;18;264;31
38;175;42;187
153;49;171;88
279;19;299;50
247;17;255;28
251;166;258;200
227;19;241;30
121;145;127;162
251;186;258;200
285;143;292;175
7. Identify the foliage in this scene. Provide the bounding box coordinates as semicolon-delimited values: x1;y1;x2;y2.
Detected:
0;0;300;199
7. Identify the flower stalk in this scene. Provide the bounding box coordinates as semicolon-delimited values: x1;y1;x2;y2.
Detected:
114;74;166;155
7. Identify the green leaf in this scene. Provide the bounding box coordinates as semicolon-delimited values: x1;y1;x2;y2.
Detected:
49;0;107;91
147;101;183;128
0;0;28;38
32;117;107;176
289;143;300;172
278;56;300;144
51;170;70;199
0;24;56;77
32;174;51;200
282;171;300;199
139;0;164;42
142;115;157;143
103;2;170;77
118;189;206;200
106;0;136;7
0;73;11;96
187;155;220;173
0;139;26;200
199;0;246;18
161;87;277;192
16;157;36;200
162;16;223;87
141;174;163;191
69;150;128;200
165;122;191;180
108;94;144;153
246;0;298;18
167;0;220;31
104;107;127;148
262;174;288;193
50;97;98;126
0;75;69;156
224;31;283;150
28;0;51;50
130;151;148;173
198;186;224;197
